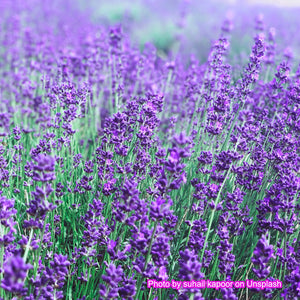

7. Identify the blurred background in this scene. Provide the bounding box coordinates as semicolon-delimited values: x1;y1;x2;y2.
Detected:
77;0;300;62
1;0;300;63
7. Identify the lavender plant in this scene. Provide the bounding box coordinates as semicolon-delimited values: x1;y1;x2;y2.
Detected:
0;1;299;300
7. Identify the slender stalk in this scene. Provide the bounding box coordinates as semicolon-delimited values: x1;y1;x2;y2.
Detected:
23;228;34;263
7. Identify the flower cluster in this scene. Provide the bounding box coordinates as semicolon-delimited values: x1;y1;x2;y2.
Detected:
0;1;299;300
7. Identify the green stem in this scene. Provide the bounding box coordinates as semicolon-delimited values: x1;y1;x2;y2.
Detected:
23;228;34;263
200;166;232;265
135;221;158;300
144;222;158;272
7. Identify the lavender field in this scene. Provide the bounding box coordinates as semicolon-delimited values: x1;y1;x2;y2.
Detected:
0;0;299;299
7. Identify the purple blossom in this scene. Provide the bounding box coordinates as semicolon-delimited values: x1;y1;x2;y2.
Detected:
30;154;56;182
252;235;275;279
1;255;32;296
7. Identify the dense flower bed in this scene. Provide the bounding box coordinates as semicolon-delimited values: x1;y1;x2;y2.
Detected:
0;1;299;299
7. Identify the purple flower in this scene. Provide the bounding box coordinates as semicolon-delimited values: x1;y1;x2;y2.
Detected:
252;235;275;279
197;151;213;165
0;196;17;227
30;154;56;182
178;249;204;281
1;255;32;296
221;288;238;300
150;196;173;221
100;263;131;299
